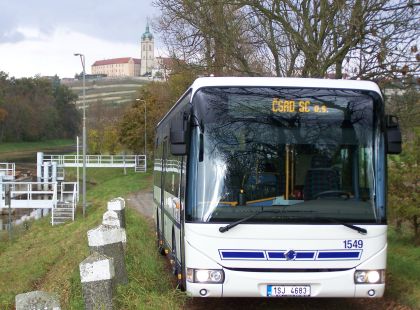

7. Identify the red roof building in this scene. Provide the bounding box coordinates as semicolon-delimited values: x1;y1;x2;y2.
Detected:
91;57;141;77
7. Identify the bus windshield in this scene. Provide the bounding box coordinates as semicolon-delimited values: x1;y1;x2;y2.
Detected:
189;87;380;224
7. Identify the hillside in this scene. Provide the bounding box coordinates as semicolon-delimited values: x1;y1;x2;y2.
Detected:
64;77;151;108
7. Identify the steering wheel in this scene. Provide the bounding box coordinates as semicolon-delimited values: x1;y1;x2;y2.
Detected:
313;190;351;200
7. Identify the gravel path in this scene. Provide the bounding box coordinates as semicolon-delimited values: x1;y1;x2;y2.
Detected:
126;189;154;220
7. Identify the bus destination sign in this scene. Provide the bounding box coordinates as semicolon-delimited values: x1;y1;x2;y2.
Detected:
272;99;328;113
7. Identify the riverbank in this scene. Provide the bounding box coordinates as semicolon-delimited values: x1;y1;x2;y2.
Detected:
0;139;75;173
0;139;74;154
0;168;157;309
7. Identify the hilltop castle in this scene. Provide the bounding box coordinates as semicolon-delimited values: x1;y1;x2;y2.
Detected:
91;24;172;78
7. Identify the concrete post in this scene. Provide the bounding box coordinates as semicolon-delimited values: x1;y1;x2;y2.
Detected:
79;251;114;310
16;291;60;310
36;152;43;182
51;162;57;183
43;162;50;184
107;197;126;228
87;225;128;285
102;210;127;250
42;162;50;217
35;209;42;220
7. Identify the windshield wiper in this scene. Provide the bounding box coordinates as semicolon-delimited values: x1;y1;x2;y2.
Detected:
218;210;368;235
219;209;278;233
326;218;368;235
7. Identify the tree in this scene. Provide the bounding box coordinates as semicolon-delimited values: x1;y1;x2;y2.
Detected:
52;82;80;138
388;130;420;241
0;74;81;142
118;69;196;154
0;108;8;141
88;129;102;155
103;126;121;155
154;0;419;79
154;0;266;76
387;87;420;241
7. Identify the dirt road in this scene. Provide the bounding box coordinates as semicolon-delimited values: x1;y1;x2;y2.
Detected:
127;190;410;310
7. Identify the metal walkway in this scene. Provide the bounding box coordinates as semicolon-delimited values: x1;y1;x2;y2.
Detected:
0;181;78;225
41;154;147;172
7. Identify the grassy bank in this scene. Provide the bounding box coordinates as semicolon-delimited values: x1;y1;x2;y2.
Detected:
0;168;184;309
0;167;418;309
0;139;74;154
387;228;420;309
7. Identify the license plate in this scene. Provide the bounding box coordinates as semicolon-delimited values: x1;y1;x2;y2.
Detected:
267;285;311;297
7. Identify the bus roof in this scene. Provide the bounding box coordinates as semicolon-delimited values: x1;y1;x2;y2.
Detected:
189;77;382;97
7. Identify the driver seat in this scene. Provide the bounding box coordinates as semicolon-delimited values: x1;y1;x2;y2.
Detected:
304;155;340;200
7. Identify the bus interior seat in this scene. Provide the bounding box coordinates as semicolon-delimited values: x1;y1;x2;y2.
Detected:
304;155;340;200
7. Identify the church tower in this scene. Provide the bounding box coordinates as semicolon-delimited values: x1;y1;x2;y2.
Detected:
140;23;154;76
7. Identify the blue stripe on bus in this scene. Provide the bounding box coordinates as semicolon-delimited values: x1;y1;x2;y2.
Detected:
221;251;265;259
317;251;361;259
220;250;362;261
267;251;315;260
267;252;285;259
296;252;315;259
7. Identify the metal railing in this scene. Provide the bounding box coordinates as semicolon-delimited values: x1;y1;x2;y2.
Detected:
0;163;15;180
51;182;78;224
60;182;77;220
43;154;147;172
0;181;57;209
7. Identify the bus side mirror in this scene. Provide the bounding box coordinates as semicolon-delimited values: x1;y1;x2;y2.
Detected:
386;115;402;154
170;115;188;156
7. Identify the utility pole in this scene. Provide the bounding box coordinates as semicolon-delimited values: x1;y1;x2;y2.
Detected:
136;99;147;158
74;53;87;217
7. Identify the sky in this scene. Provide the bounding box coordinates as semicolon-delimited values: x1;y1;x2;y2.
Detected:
0;0;162;78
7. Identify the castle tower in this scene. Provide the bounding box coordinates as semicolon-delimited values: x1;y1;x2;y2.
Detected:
140;23;154;76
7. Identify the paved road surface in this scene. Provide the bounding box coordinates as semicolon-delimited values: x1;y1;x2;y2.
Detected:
127;190;411;310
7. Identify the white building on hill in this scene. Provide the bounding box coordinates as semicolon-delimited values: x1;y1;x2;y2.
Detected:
92;57;141;77
91;24;174;78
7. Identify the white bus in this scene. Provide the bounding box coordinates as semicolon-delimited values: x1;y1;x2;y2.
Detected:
153;77;402;298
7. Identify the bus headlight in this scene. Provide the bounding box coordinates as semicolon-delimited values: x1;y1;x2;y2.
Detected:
186;268;224;283
354;270;385;284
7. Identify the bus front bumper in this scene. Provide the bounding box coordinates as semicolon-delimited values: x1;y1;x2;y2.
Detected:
186;268;385;298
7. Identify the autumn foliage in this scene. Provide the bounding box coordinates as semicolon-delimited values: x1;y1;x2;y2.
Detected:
0;72;80;142
118;69;196;156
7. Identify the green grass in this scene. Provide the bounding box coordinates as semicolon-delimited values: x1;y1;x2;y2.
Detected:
0;168;183;309
0;139;74;153
387;228;420;309
0;168;418;309
113;210;185;310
